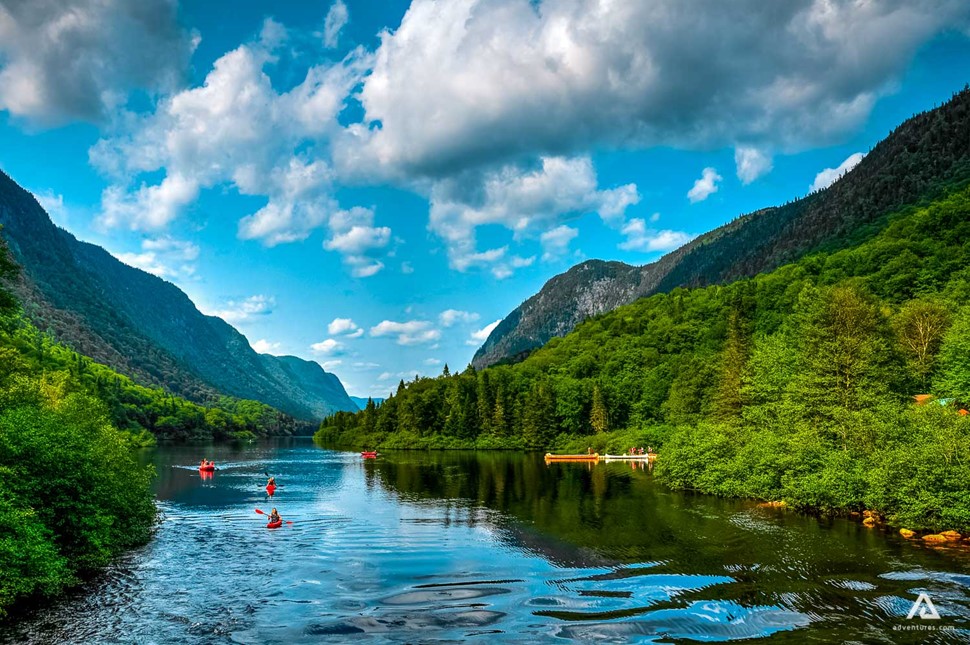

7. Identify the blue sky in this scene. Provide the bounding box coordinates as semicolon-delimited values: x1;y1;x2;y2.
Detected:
0;1;968;398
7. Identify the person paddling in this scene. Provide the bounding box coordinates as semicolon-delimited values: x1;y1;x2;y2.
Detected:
267;476;276;487
268;508;281;524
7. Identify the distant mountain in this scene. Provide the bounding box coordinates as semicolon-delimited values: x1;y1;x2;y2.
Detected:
473;87;970;369
0;172;356;420
350;396;385;410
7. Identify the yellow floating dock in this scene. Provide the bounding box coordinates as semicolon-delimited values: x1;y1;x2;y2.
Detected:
544;453;599;461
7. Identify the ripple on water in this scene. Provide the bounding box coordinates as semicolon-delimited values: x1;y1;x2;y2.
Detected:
554;601;811;642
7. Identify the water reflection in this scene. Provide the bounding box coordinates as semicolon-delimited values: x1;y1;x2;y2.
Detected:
364;451;970;641
2;444;968;644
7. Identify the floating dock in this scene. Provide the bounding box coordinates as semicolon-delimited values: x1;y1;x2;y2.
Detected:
544;453;599;461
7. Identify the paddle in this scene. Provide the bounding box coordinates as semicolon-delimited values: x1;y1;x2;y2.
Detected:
254;508;292;524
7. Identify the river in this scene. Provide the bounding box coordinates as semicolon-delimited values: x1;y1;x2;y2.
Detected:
3;440;969;643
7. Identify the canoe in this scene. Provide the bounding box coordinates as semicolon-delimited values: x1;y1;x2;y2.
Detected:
602;454;653;461
266;484;276;495
544;453;598;461
199;464;215;472
361;451;377;459
266;519;282;529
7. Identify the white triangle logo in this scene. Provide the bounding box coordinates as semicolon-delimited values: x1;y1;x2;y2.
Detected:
906;592;941;620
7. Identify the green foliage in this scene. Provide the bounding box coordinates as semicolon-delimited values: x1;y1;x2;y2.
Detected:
0;342;158;617
322;186;970;530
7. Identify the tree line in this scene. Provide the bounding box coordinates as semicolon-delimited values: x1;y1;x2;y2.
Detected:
318;186;970;531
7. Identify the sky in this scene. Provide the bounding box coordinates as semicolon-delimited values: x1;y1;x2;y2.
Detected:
0;0;968;399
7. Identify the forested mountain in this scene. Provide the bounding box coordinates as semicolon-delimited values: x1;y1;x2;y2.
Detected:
0;172;356;421
319;184;970;530
473;87;970;369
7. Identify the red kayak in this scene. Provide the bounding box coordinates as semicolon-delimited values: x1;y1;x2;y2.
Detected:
199;464;215;472
266;484;276;495
361;451;377;459
266;519;283;529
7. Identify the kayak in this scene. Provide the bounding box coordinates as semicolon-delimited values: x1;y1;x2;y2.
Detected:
266;484;276;495
266;519;282;529
199;464;215;472
361;451;377;459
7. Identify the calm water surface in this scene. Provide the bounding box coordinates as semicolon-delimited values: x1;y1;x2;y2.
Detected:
4;440;970;643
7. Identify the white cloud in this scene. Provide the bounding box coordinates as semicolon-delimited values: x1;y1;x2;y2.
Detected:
310;338;344;354
423;358;443;366
328;317;364;337
809;152;866;193
540;225;579;262
111;236;200;280
205;294;275;324
401;261;415;274
734;147;773;184
379;369;424;382
687;167;722;203
251;338;283;354
323;206;393;277
467;319;501;346
370;320;441;346
429;156;636;277
321;359;343;370
619;219;694;253
91;21;371;246
439;310;479;327
336;0;970;180
323;0;349;49
0;0;195;125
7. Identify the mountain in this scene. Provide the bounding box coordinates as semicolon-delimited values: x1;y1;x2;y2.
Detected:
473;87;970;369
0;172;356;420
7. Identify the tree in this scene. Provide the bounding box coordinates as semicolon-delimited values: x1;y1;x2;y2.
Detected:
713;308;748;421
590;384;609;434
936;305;970;401
893;298;951;390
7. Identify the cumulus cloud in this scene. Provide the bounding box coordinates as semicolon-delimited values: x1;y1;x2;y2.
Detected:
429;156;637;277
687;167;722;203
328;317;364;337
0;0;195;125
370;320;441;346
734;147;773;184
251;338;283;354
336;0;970;180
324;206;392;277
439;309;479;327
206;294;275;324
540;225;579;262
91;20;372;247
467;319;501;346
810;152;866;192
618;219;693;253
111;236;200;280
310;338;344;354
323;0;349;48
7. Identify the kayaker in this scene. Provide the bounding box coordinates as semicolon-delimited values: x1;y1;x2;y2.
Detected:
267;476;276;487
268;508;281;524
200;459;207;468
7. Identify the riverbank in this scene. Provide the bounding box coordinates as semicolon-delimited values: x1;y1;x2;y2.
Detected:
316;402;970;535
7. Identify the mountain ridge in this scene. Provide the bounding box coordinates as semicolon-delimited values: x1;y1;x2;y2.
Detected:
0;172;356;420
472;87;970;369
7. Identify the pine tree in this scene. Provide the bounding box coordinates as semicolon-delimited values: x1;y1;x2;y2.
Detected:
713;308;748;421
590;384;609;434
